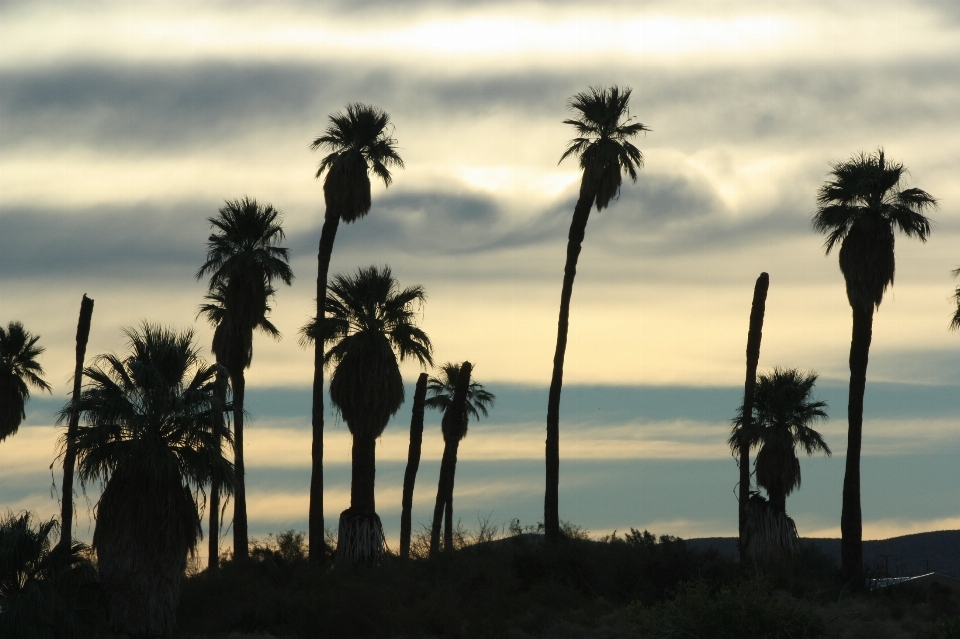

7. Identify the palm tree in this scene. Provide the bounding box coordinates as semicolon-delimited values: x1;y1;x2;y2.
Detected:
196;281;279;568
545;86;649;541
812;148;936;579
399;372;429;560
731;368;831;514
308;104;404;561
0;321;52;442
426;362;495;556
196;196;292;560
951;266;960;331
300;265;431;563
59;323;235;636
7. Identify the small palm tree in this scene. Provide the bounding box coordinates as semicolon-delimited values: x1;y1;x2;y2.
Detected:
426;362;495;555
308;104;404;561
300;265;431;563
196;196;292;560
812;148;936;579
60;323;235;636
0;511;101;638
546;86;649;540
0;322;52;442
730;368;830;514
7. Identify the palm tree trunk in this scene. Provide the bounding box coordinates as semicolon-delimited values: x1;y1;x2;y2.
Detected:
443;440;461;553
400;373;428;559
309;211;341;563
545;181;596;542
738;273;768;562
841;304;873;582
350;433;377;514
208;372;227;571
430;441;455;557
232;370;248;560
59;294;94;555
432;361;472;556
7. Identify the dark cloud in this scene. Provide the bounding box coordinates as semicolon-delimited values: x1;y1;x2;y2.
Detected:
3;58;957;154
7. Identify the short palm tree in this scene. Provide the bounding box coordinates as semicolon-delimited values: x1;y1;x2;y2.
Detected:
546;86;649;541
60;323;235;636
196;196;292;560
730;368;830;514
300;265;431;563
0;322;52;442
812;148;936;579
426;361;495;556
308;104;403;561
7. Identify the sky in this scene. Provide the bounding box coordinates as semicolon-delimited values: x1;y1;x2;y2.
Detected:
1;1;958;561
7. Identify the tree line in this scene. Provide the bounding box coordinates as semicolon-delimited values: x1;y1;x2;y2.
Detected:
1;84;956;637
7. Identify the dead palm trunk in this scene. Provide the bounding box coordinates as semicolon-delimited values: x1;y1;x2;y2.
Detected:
208;371;227;571
738;273;768;562
431;361;471;556
399;373;428;559
841;304;873;581
232;369;248;560
309;211;340;563
545;182;596;542
58;294;94;554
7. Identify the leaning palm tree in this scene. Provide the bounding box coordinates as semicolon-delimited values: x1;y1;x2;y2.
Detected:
0;321;52;442
308;104;404;561
59;323;235;636
196;196;292;560
545;86;649;541
426;362;495;556
812;148;936;580
300;265;431;563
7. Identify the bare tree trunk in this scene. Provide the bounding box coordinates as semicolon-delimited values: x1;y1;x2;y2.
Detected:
232;370;248;560
208;371;227;571
58;294;94;554
400;373;428;559
545;181;596;542
309;212;340;563
738;273;768;563
841;304;873;583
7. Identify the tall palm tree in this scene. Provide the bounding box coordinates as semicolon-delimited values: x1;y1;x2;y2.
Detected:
196;281;278;569
730;368;830;515
59;323;235;636
308;104;403;561
545;86;649;541
196;196;292;560
0;321;52;442
812;148;936;579
426;362;495;556
300;265;431;563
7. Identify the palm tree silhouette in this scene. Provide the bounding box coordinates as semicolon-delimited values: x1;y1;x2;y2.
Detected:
59;323;235;636
951;266;960;331
730;368;830;515
399;372;428;560
196;196;292;560
308;104;403;561
426;361;495;556
812;148;936;580
300;265;431;563
545;86;649;541
196;280;279;568
0;321;52;442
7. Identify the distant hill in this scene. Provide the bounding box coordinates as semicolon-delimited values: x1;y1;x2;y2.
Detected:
686;530;960;578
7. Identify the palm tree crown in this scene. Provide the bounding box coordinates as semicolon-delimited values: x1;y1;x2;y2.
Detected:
311;103;404;223
301;265;433;438
425;362;495;442
729;368;830;513
197;279;281;373
0;321;52;442
559;85;649;211
812;149;936;310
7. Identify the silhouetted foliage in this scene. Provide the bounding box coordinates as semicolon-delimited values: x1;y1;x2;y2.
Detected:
951;265;960;331
0;321;51;442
